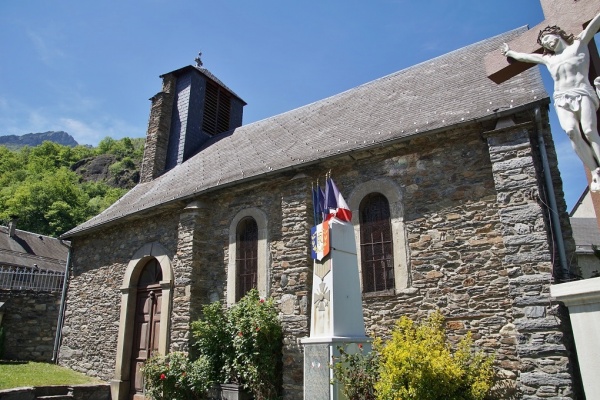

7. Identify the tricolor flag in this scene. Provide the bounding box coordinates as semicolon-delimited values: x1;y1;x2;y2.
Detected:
324;177;352;222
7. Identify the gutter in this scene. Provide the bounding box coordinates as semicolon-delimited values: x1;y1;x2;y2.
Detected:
533;106;570;281
52;240;72;363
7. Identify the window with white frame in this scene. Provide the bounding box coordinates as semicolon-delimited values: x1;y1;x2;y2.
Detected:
348;179;409;294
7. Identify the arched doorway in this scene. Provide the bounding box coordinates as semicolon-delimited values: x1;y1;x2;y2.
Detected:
130;258;163;399
111;242;173;400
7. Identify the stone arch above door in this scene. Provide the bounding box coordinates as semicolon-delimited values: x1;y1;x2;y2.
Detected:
111;241;174;400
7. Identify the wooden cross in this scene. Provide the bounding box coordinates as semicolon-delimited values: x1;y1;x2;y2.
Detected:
484;0;600;221
484;0;600;84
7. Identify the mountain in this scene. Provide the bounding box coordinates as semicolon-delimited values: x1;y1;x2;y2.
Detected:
0;131;79;148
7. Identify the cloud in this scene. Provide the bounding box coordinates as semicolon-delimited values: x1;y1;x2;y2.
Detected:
26;28;65;66
57;117;143;146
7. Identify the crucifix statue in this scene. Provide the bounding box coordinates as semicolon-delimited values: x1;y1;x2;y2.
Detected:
485;0;600;191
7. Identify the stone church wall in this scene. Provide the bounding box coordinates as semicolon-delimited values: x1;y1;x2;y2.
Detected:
58;210;180;379
59;111;578;398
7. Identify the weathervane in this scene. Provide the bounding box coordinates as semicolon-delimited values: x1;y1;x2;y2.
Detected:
195;52;203;67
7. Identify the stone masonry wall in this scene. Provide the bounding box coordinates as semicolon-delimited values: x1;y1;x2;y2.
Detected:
0;290;61;361
486;122;579;399
139;74;176;183
58;209;180;379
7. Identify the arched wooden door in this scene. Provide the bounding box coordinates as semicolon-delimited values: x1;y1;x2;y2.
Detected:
130;259;163;400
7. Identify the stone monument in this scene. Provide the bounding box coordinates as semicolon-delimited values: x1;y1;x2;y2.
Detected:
302;217;370;400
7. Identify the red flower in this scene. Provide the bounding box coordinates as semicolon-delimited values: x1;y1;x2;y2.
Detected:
259;299;265;303
160;373;166;380
358;343;363;349
238;332;243;337
256;326;260;332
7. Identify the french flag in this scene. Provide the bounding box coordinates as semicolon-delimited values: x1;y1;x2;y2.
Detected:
324;178;352;222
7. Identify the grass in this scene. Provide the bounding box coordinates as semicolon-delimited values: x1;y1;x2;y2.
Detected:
0;361;102;390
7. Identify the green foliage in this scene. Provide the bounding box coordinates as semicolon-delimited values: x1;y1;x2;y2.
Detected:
374;312;494;400
0;137;140;236
332;343;378;400
191;289;283;400
141;352;213;400
190;302;232;383
227;290;283;400
96;136;144;159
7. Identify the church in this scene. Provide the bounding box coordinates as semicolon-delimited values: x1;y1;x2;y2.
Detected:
58;26;581;399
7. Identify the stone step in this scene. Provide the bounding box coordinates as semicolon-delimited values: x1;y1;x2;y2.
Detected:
34;386;73;400
33;386;70;397
36;396;73;400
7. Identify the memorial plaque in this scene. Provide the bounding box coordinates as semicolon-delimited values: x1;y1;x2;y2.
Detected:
304;343;331;400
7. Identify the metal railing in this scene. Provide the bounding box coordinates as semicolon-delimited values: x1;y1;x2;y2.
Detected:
0;265;65;292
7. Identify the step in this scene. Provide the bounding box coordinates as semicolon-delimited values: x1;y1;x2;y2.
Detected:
33;387;70;397
36;396;73;400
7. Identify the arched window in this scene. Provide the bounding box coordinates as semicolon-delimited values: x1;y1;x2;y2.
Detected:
359;193;394;293
236;217;258;301
138;258;163;287
227;208;269;305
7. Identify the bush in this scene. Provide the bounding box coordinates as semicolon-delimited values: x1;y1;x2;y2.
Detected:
227;290;283;400
191;289;283;400
190;301;232;382
141;352;212;400
375;311;494;400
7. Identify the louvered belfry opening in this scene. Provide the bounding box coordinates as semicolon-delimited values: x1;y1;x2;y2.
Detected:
236;217;258;301
202;80;231;135
359;193;395;292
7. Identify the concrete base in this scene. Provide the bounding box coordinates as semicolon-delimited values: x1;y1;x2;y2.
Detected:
302;337;370;400
551;277;600;399
110;379;129;400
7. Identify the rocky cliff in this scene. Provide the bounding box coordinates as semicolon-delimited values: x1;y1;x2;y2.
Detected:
0;131;78;148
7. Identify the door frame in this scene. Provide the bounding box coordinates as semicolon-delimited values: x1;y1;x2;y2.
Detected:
111;242;173;400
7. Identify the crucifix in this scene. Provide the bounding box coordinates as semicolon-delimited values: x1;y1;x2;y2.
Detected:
485;0;600;198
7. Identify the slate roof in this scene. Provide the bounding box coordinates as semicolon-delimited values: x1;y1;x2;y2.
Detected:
0;226;68;273
63;27;548;238
165;65;247;105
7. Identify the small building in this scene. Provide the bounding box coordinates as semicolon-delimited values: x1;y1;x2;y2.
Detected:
58;27;581;400
0;218;68;361
569;187;600;279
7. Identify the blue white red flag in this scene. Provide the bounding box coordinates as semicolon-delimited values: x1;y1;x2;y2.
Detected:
324;178;352;222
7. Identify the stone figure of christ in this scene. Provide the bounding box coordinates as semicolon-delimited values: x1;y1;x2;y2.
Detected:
501;12;600;191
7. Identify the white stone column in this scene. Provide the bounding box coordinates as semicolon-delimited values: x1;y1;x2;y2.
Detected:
551;277;600;398
302;219;369;400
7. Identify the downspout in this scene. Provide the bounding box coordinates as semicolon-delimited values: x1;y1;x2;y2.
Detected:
52;240;72;363
534;106;570;281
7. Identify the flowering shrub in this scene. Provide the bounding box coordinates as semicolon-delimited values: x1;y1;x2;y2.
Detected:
141;351;212;400
190;301;232;382
191;289;283;400
331;342;379;400
375;311;494;400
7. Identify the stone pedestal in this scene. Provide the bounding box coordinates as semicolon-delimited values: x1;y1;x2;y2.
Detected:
551;277;600;398
302;219;369;400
